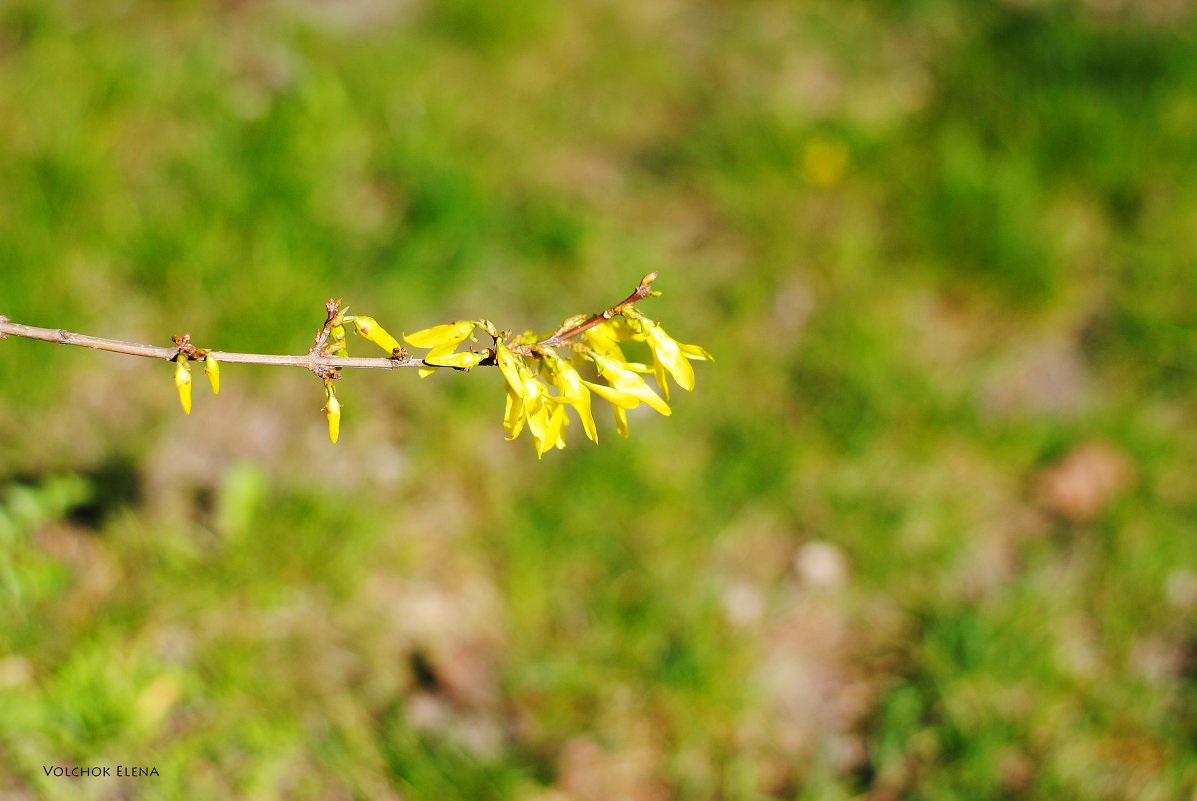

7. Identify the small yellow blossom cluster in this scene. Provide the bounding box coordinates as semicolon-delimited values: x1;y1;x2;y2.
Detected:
396;307;711;458
166;274;708;454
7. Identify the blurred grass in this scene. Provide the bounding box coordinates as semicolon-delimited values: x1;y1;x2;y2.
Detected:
2;0;1197;799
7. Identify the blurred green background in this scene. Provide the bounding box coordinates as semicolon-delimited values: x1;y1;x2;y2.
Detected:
2;0;1197;798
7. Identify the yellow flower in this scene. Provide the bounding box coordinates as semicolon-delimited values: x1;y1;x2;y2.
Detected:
404;321;476;378
583;353;670;416
351;316;402;356
323;387;341;444
625;311;710;399
496;343;571;455
174;356;192;415
495;344;545;410
204;353;220;395
541;351;597;443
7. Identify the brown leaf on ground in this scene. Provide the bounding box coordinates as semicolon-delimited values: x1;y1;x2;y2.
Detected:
1038;442;1132;522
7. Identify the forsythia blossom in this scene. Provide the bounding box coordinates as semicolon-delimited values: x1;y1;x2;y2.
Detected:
393;283;709;454
159;275;709;454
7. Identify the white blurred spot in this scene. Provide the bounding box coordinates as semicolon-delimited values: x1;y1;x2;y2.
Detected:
794;541;847;589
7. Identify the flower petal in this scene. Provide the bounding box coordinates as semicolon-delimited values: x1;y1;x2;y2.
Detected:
582;379;641;409
613;404;629;438
503;385;526;440
679;343;714;361
591;354;671;416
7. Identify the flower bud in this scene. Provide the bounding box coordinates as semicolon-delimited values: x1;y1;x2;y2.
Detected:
174;357;192;415
330;323;348;358
204;353;220;395
323;388;341;444
351;316;402;356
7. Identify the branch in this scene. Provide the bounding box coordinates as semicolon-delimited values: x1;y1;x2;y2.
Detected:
0;273;706;454
0;316;424;370
0;273;662;370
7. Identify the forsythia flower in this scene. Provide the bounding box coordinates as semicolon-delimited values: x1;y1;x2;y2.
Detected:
625;310;712;399
351;316;403;357
582;353;671;416
204;353;220;395
496;342;568;458
404;321;476;378
541;350;598;443
174;356;192;415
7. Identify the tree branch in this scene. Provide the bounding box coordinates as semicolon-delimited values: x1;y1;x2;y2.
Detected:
0;317;424;370
0;272;662;374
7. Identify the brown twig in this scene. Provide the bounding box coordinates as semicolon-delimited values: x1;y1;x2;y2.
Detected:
0;318;424;370
517;271;658;353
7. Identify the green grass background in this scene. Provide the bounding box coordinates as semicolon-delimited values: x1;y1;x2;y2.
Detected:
2;0;1197;798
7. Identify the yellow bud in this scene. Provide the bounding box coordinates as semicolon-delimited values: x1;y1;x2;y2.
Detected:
330;323;348;358
204;353;220;395
174;357;192;415
351;316;402;356
323;389;341;444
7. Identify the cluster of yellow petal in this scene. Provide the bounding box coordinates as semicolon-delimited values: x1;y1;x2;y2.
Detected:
494;316;708;457
404;321;482;377
317;291;709;454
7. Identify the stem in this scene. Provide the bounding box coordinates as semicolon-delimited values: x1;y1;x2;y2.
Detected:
0;317;424;370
